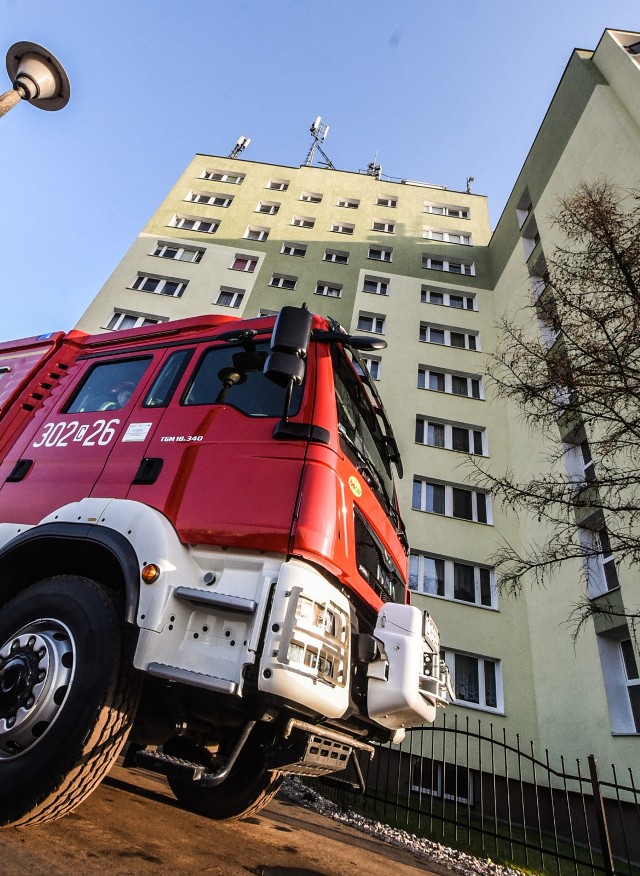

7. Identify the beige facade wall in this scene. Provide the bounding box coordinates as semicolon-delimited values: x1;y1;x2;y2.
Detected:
76;28;640;769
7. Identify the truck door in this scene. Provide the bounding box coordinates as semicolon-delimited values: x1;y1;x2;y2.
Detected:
125;338;313;553
0;352;161;523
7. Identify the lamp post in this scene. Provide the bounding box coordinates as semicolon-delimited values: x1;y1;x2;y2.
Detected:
0;41;70;119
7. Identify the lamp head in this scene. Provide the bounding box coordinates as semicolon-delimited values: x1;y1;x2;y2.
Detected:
6;41;70;111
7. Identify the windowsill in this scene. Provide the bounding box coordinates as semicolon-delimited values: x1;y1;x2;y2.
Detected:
423;239;472;246
422;267;475;277
367;258;393;263
588;584;621;601
419;340;480;352
411;508;493;525
451;701;505;716
423;212;471;221
126;286;183;299
422;301;478;312
410;590;499;611
417;386;484;401
415;441;489;459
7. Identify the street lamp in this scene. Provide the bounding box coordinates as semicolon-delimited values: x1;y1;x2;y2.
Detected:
0;41;70;119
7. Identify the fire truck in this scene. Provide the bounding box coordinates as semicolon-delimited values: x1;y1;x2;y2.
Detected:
0;305;450;827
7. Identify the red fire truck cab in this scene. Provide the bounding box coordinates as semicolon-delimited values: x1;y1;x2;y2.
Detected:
0;305;449;827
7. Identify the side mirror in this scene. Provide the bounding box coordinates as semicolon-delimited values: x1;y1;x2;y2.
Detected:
264;306;312;388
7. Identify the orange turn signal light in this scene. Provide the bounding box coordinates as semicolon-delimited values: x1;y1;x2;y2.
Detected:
141;563;161;584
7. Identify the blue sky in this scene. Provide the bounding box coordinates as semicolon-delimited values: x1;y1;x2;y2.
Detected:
0;0;638;340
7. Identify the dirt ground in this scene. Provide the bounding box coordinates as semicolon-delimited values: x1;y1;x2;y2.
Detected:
0;763;454;876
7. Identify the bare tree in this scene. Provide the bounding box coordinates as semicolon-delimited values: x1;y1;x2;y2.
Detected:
477;179;640;633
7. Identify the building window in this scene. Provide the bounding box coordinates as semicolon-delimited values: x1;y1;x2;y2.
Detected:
201;169;244;184
256;200;280;215
131;274;187;298
170;215;219;234
315;282;342;298
300;191;323;203
291;215;315;228
354;356;381;381
422;255;474;276
516;189;533;229
266;178;289;191
412;480;445;514
372;220;395;234
186;190;233;207
441;649;502;711
230;255;258;272
621;639;640;732
368;246;393;262
418;367;482;398
282;242;307;257
564;436;596;487
357;312;385;334
243;225;270;242
215;287;244;308
421;287;476;310
415;418;486;455
363;277;389;296
411;758;475;805
579;528;619;598
324;249;349;264
152;243;204;263
106;312;162;331
270;273;297;290
419;324;479;351
412;478;491;523
424;202;469;219
331;221;355;235
376;196;397;208
423;228;472;245
409;552;495;608
337;197;359;208
596;627;640;734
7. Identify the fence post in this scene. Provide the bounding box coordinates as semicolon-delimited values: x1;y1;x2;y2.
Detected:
588;754;615;876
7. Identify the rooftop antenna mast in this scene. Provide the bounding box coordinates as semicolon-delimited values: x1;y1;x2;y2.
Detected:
304;116;335;170
367;153;382;180
228;135;251;159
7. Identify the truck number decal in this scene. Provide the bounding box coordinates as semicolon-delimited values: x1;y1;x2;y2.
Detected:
32;418;120;449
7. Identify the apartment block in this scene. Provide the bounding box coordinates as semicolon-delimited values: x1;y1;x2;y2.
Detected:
76;28;640;770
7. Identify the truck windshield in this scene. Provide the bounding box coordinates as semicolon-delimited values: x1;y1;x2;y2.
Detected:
183;341;303;417
332;347;394;508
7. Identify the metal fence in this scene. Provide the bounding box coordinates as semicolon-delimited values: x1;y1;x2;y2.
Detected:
308;715;640;876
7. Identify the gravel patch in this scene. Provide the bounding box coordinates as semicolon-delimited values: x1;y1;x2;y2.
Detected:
280;777;525;876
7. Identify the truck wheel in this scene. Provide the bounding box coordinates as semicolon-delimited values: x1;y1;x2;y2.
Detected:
0;576;140;827
163;735;283;820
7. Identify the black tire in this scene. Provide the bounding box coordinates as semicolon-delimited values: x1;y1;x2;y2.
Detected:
163;735;283;820
0;575;140;827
